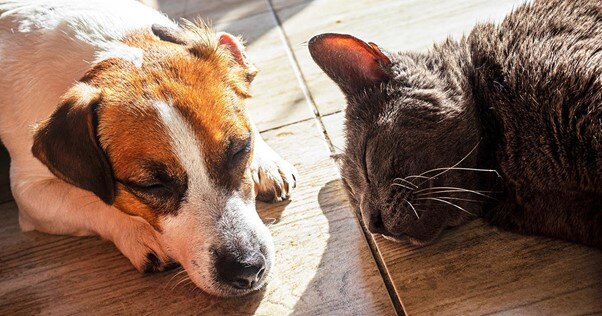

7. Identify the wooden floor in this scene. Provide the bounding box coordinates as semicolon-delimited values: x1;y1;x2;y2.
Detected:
1;0;601;315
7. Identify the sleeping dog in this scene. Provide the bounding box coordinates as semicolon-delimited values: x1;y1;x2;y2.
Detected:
0;0;297;296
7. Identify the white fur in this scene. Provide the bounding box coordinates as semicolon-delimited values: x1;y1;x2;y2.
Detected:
152;101;274;295
0;0;176;270
0;0;296;296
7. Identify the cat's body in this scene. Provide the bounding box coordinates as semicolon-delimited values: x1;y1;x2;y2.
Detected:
309;0;601;247
470;0;602;246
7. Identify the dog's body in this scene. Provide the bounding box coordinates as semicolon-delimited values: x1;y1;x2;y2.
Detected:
0;0;297;296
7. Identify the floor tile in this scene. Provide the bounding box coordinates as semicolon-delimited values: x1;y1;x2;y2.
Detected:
0;120;395;315
277;0;526;115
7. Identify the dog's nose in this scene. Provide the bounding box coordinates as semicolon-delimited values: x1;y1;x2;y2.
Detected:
216;252;266;290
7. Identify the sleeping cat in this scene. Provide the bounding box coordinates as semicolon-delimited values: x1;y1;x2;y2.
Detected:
309;0;601;248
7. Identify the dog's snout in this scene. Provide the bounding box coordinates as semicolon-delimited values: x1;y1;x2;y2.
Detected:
216;251;266;290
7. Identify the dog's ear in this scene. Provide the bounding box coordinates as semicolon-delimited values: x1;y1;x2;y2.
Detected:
32;83;115;204
308;33;392;95
151;24;189;45
217;32;259;89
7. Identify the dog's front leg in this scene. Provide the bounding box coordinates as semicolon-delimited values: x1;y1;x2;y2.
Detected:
12;165;174;272
251;126;298;202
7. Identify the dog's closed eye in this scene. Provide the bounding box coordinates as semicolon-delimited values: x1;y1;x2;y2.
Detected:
228;133;252;166
117;161;187;199
128;181;173;197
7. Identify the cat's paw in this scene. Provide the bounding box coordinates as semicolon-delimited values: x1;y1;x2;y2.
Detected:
112;216;177;273
252;140;298;202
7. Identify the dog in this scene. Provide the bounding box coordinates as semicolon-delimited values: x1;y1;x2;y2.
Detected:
0;0;298;297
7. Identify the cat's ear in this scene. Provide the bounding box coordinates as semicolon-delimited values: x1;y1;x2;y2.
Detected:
308;33;392;95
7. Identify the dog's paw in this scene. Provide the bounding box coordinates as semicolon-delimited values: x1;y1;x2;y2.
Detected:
252;142;298;202
112;216;177;273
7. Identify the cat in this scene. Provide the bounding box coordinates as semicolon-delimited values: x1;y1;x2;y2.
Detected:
308;0;601;248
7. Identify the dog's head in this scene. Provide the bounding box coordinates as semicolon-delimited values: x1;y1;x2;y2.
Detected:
31;22;272;296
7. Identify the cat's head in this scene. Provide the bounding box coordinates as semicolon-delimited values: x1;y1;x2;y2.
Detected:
309;33;493;245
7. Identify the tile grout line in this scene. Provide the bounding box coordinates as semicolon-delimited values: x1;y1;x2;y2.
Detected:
257;110;344;135
263;1;405;315
262;0;337;154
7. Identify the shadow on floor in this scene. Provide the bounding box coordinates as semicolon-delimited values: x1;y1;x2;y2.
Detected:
291;179;392;314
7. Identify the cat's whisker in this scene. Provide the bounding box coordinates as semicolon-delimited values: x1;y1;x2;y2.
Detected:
403;175;431;181
393;177;418;188
415;140;481;186
416;197;476;216
416;196;485;203
391;182;415;191
414;186;499;200
415;167;502;178
406;200;420;219
417;190;496;201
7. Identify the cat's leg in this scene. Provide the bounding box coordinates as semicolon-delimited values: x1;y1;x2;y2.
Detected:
11;161;176;272
250;124;298;202
484;190;601;248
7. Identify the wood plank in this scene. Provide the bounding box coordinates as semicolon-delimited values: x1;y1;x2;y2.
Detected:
276;0;525;116
0;119;395;315
321;110;602;315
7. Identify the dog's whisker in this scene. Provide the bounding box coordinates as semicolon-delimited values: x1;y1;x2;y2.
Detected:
417;197;476;216
172;275;192;291
184;279;196;294
393;177;418;188
391;182;415;191
171;272;191;290
164;268;187;289
406;200;420;219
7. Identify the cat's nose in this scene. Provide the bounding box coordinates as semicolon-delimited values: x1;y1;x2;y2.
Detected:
361;199;389;235
367;212;388;235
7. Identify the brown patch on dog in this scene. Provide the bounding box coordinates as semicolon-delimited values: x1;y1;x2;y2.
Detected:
74;23;256;228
